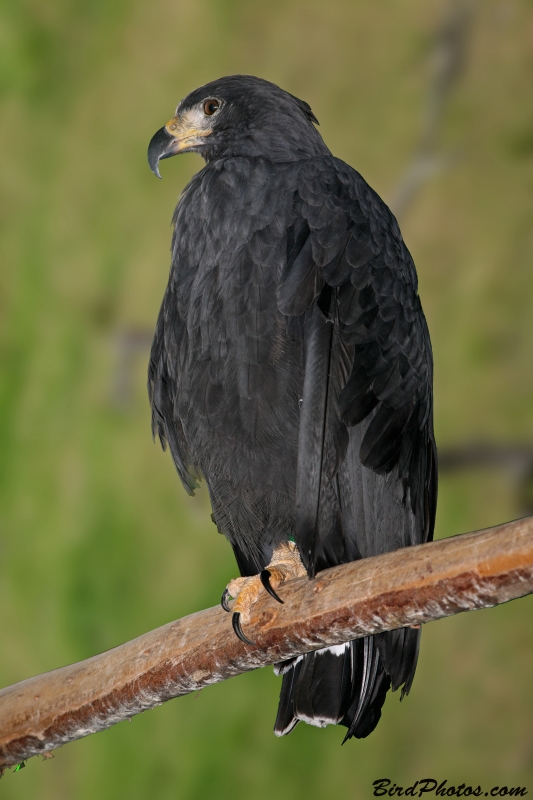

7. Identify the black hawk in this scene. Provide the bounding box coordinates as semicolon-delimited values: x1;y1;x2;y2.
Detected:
147;75;437;741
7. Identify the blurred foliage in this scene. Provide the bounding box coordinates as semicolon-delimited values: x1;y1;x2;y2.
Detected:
1;0;533;797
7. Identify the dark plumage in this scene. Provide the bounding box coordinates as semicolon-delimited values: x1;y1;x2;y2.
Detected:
147;75;437;740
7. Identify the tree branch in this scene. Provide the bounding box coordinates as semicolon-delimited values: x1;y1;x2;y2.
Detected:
1;515;533;770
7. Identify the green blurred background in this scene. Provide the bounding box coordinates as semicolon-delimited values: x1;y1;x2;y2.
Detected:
1;0;533;797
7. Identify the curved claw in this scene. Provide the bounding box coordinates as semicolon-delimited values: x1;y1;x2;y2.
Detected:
221;588;231;613
260;569;284;604
232;612;256;646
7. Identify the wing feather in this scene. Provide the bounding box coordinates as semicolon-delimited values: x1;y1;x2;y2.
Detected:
277;157;437;578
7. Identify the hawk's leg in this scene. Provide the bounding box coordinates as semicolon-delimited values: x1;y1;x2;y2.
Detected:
221;541;307;645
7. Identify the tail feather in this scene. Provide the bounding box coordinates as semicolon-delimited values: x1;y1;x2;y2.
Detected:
274;658;304;737
375;627;420;696
342;665;391;741
292;644;353;727
274;630;417;740
341;637;381;738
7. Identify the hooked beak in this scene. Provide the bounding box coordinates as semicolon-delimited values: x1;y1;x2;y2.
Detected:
147;116;213;178
147;127;178;179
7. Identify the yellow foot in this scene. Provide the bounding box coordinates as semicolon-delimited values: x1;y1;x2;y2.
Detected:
221;542;307;645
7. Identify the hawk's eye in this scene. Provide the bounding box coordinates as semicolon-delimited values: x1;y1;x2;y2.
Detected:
203;99;220;116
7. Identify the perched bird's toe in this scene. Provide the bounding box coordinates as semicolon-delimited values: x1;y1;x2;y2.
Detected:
232;612;256;645
221;588;231;612
260;569;284;604
223;541;307;643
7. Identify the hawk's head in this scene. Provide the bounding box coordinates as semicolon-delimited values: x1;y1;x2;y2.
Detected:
148;75;327;177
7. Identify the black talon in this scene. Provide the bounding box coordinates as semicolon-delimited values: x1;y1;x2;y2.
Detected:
232;612;256;646
260;569;284;604
221;589;231;612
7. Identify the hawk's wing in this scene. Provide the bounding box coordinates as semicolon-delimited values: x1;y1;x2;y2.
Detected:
277;156;437;577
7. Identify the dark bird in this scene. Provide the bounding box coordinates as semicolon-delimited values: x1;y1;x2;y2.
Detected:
147;75;437;741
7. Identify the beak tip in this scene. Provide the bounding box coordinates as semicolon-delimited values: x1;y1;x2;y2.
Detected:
148;125;176;180
148;154;162;179
148;158;162;179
